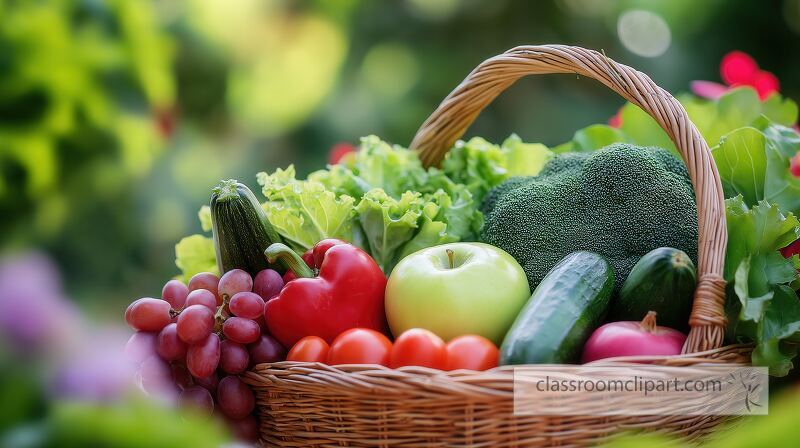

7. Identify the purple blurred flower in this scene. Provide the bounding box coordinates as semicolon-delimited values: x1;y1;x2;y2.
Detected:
50;327;138;402
0;252;80;353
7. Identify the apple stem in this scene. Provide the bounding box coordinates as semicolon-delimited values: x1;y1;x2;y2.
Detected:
446;248;455;269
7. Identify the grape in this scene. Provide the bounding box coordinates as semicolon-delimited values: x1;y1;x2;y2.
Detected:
217;375;255;419
162;280;189;310
125;298;171;332
171;363;193;390
185;289;218;312
222;317;261;344
247;334;286;368
188;272;220;305
138;355;176;398
124;331;157;364
226;414;259;442
156;323;187;361
179;386;214;418
176;305;214;344
220;340;249;375
218;269;252;301
228;292;265;319
253;269;283;301
186;333;220;378
192;371;219;394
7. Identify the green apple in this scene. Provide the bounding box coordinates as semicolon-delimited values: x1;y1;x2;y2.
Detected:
385;242;530;344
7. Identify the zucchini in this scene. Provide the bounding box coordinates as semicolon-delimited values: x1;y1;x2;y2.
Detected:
610;247;696;331
499;251;614;365
210;179;282;275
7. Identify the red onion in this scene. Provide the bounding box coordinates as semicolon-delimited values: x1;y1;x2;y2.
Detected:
581;311;686;363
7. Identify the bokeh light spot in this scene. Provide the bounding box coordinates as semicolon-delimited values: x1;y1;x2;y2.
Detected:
617;10;671;58
406;0;461;21
361;43;420;100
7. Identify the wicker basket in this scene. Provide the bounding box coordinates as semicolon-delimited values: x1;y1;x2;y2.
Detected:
244;45;753;447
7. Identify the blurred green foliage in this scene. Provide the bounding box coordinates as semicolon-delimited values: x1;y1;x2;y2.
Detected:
0;397;230;448
602;387;800;448
0;0;799;316
0;0;173;308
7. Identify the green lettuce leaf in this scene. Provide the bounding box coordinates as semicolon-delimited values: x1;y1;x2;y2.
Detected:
442;134;553;203
425;186;483;241
724;197;800;375
175;234;218;282
354;188;465;273
442;137;507;203
355;189;427;272
258;165;358;253
198;205;212;232
502;134;554;176
554;124;633;154
343;135;429;197
712;120;800;216
396;203;457;262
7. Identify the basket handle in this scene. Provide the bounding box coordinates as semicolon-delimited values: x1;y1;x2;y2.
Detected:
410;45;728;354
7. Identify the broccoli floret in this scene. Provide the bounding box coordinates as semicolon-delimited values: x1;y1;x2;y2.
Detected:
481;143;698;292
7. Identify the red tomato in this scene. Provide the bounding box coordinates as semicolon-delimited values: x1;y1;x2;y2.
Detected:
327;329;392;366
390;328;447;369
445;335;499;371
287;336;330;363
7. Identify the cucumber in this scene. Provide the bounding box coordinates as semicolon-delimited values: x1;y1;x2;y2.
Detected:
610;247;696;331
499;251;614;365
210;179;283;276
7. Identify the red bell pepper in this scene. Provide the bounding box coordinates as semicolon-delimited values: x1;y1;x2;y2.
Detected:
263;239;388;347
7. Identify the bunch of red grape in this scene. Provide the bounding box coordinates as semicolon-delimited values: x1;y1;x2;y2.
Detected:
124;268;286;442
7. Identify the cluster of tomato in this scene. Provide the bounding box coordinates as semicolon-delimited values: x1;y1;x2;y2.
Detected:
286;328;499;371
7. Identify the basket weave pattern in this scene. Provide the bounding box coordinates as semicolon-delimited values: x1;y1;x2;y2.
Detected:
245;45;749;447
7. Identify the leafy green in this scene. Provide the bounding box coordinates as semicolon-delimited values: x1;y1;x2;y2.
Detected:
502;134;554;176
724;197;800;375
312;135;430;198
174;234;218;281
553;125;632;154
257;165;359;253
253;135;523;270
558;87;797;159
198;205;213;232
356;190;451;272
442;135;553;202
712;120;800;216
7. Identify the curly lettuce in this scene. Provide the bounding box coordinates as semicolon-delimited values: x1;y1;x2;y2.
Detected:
355;189;455;272
724;197;800;376
442;135;553;203
257;165;360;253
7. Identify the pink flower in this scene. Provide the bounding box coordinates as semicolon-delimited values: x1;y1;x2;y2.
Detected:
692;51;780;100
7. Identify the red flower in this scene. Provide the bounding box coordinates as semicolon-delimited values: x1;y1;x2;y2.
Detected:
608;108;623;128
692;51;780;100
781;239;800;259
791;152;800;178
328;142;356;165
154;107;177;139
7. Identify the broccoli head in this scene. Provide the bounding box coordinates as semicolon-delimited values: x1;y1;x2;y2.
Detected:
480;143;698;292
